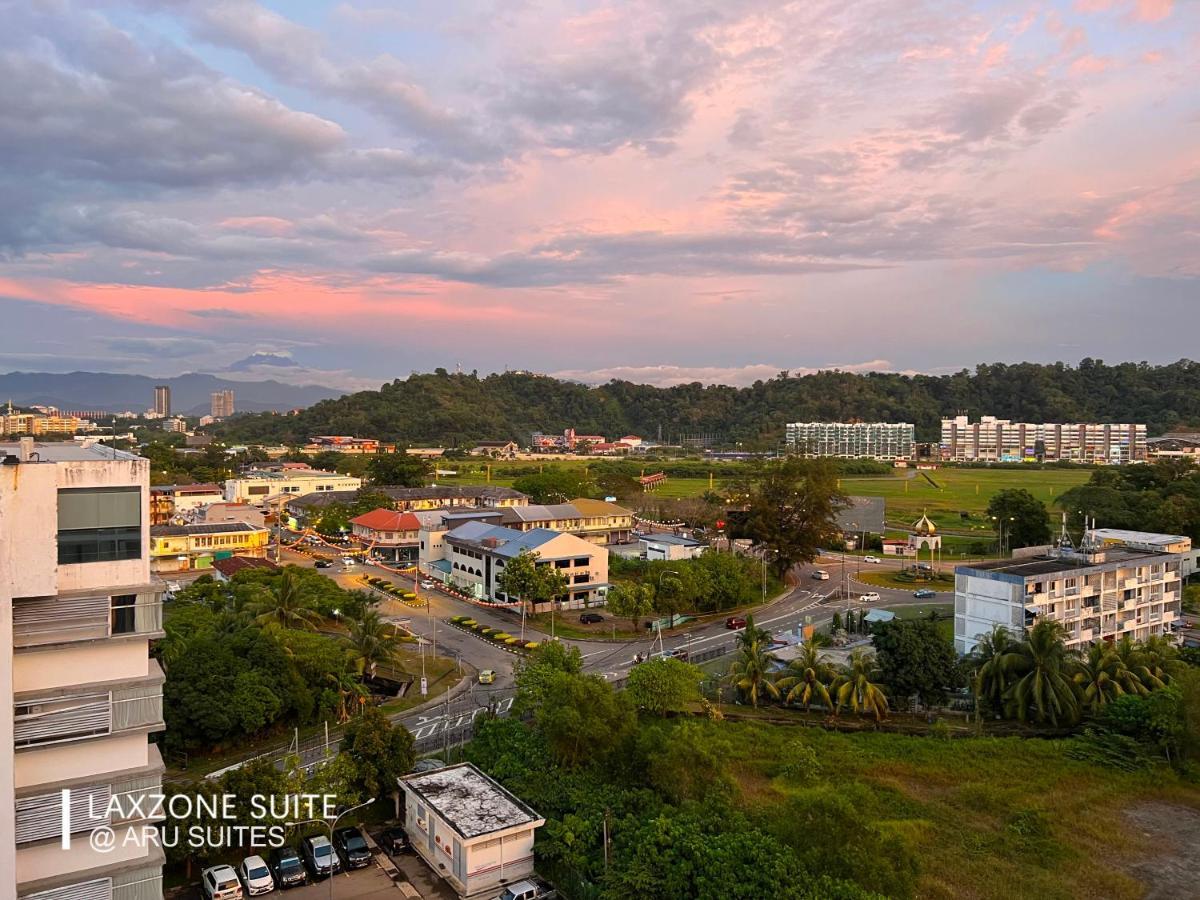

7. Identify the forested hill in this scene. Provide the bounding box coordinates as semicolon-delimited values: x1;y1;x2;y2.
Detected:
209;359;1200;446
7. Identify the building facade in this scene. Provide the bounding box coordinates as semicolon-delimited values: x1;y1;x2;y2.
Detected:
349;509;422;563
785;422;915;460
954;529;1186;654
148;483;224;525
209;390;235;419
152;386;170;419
399;763;544;898
500;499;634;546
224;468;362;504
940;416;1148;463
1;439;165;900
149;522;270;572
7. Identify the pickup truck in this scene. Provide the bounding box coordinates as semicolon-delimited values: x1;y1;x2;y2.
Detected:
494;880;557;900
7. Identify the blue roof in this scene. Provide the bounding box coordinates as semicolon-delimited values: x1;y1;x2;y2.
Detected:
444;522;564;558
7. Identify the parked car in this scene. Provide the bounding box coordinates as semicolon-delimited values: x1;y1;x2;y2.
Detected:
495;879;557;900
313;559;332;569
333;826;371;869
378;826;409;855
478;669;496;684
238;855;274;896
859;592;881;603
340;557;356;567
916;563;934;572
863;556;882;564
268;846;307;889
201;865;244;900
725;616;747;629
579;612;603;624
420;580;435;589
913;588;937;599
301;835;341;878
812;570;830;580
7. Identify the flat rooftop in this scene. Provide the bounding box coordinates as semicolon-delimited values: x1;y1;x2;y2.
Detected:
400;763;541;840
961;546;1167;578
0;441;142;463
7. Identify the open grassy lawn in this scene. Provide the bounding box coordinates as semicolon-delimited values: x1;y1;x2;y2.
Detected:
714;719;1200;900
839;468;1091;531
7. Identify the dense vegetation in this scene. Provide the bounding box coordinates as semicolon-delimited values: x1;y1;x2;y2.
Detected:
210;359;1200;446
1060;458;1200;540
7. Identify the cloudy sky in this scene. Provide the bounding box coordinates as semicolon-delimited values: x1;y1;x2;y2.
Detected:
1;0;1196;389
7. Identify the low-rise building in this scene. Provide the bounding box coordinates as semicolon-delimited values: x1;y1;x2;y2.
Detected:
954;528;1186;654
349;509;423;563
303;436;393;455
287;486;528;519
641;532;707;561
148;483;224;525
210;556;279;582
499;499;633;546
197;502;266;528
149;522;270;572
399;763;544;899
469;440;519;457
224;467;361;504
425;520;609;609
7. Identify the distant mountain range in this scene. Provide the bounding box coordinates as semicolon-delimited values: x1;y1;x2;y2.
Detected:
0;371;344;415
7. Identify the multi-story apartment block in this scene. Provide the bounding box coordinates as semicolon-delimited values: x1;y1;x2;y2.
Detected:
784;422;914;460
1;439;165;900
954;529;1186;654
940;415;1147;463
152;386;170;419
209;390;234;419
224;467;361;504
420;519;609;610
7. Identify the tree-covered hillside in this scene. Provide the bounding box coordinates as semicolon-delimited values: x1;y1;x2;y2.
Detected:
210;359;1200;446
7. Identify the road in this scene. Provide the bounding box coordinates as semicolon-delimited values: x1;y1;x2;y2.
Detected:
263;543;950;759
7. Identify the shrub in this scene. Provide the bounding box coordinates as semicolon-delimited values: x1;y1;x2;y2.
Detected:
462;619;477;627
505;637;520;645
479;627;493;636
493;632;511;641
402;592;416;599
525;642;540;650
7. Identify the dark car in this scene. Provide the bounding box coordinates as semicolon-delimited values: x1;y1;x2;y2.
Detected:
579;612;603;624
314;559;333;569
378;826;409;855
300;835;340;879
725;616;747;629
333;826;371;869
269;846;307;890
913;588;937;599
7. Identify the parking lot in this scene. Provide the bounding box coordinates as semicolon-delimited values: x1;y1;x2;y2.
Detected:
284;864;396;898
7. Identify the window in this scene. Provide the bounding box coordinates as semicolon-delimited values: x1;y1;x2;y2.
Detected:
111;594;136;634
248;485;270;496
57;488;141;564
574;557;589;567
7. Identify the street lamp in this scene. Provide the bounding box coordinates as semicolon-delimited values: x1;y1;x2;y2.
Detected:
658;569;681;629
287;797;376;900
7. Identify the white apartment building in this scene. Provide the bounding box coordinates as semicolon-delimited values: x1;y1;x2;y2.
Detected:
1;439;165;900
785;422;914;460
224;467;361;504
954;529;1186;654
940;415;1147;463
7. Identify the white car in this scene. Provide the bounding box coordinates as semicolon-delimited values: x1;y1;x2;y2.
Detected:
811;570;829;580
340;557;356;567
859;592;881;603
863;555;881;564
420;580;435;589
238;855;274;896
201;865;244;900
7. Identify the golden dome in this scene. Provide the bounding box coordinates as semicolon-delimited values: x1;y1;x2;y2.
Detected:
913;511;937;535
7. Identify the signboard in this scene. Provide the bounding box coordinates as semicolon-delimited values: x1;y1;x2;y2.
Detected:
420;677;428;697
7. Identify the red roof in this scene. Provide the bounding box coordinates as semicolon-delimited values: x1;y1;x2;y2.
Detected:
350;508;422;532
211;556;279;578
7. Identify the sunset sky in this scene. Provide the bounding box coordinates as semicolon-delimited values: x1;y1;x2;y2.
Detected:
1;0;1197;390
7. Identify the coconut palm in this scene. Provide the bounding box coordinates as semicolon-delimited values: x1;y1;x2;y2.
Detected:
345;610;406;679
1000;620;1080;726
775;643;836;712
327;669;370;723
971;624;1018;717
247;570;321;631
726;630;780;708
1110;635;1155;695
1136;634;1178;685
1072;641;1127;713
734;614;771;651
833;649;889;721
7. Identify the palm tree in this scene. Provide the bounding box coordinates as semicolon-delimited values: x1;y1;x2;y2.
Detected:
726;629;780;708
247;570;321;631
1111;635;1154;695
1001;620;1080;726
734;614;771;651
833;649;889;721
1073;641;1127;713
326;669;370;723
1136;634;1178;686
345;610;406;679
971;625;1017;718
775;643;835;712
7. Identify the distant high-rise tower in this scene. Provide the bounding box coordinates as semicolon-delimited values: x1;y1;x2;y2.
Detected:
210;389;235;418
154;384;171;417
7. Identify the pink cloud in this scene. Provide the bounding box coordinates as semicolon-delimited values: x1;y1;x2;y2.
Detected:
1135;0;1173;22
1069;54;1113;76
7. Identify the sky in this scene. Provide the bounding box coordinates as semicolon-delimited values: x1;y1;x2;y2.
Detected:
0;0;1197;390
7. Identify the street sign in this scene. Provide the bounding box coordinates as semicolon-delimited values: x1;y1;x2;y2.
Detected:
420;677;428;696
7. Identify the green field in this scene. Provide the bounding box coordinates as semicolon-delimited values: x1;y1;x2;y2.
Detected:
840;468;1091;532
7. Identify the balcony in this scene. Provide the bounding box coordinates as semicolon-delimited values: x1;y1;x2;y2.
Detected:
14;670;164;749
13;593;163;649
15;772;162;845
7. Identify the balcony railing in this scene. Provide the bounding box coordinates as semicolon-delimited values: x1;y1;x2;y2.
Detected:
14;676;164;749
15;773;162;845
13;595;163;648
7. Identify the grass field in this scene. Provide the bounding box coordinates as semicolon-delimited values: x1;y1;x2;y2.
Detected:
840;467;1091;531
708;719;1200;900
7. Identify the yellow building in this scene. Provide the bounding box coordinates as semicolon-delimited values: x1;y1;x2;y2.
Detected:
149;522;270;572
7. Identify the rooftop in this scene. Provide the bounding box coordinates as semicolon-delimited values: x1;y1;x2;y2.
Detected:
502;503;580;522
641;532;704;546
445;521;569;557
351;508;422;532
569;497;632;517
1089;528;1190;549
400;763;542;840
0;441;142;463
211;556;280;578
151;482;223;494
960;546;1164;578
151;522;266;537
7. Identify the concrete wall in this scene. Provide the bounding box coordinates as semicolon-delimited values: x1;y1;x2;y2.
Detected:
954;572;1022;654
55;458;150;595
15;733;153;792
14;640;152;695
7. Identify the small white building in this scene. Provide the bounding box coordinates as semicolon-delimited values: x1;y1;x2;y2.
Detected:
641;532;706;561
399;763;544;899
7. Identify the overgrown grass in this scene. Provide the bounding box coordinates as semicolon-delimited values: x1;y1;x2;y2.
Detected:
706;719;1200;900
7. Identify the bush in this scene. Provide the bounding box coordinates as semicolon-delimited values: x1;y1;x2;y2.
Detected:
493;632;512;641
462;619;477;627
402;592;416;599
525;642;540;650
505;637;520;645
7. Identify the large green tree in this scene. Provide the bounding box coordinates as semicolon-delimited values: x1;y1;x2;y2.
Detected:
535;671;635;768
872;619;960;709
339;705;416;799
625;657;703;716
605;582;655;632
742;458;847;577
986;488;1051;550
366;453;429;486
